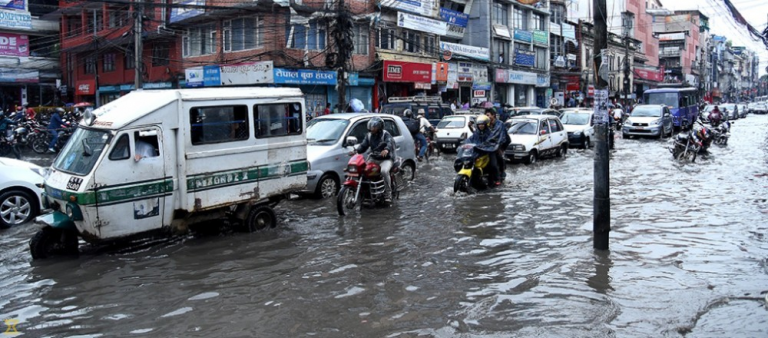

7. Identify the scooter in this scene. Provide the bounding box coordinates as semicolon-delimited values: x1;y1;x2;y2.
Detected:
453;143;491;194
337;138;402;216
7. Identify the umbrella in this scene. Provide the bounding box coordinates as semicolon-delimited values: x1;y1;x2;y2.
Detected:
481;101;494;108
73;102;93;108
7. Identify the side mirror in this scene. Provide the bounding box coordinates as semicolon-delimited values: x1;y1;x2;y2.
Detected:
345;136;358;147
540;130;547;135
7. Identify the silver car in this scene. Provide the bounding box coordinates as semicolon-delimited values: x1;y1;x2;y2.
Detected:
622;104;674;139
303;113;417;198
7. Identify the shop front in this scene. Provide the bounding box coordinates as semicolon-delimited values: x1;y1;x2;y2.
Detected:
75;79;96;104
496;69;537;107
382;60;434;100
535;74;550;108
633;66;663;99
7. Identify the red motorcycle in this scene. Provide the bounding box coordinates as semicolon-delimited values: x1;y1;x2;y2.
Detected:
337;151;403;216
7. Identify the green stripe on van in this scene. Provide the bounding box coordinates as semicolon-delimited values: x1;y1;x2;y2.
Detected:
186;159;308;192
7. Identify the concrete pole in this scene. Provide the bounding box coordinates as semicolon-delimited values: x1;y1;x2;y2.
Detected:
134;1;143;90
593;0;610;250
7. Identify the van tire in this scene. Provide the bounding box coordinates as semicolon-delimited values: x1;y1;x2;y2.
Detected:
314;174;339;199
30;227;79;259
244;205;276;232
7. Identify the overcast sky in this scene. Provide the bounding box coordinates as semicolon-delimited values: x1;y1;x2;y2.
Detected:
663;0;768;77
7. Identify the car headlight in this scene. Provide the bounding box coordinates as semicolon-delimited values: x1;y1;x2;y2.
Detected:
514;145;526;151
650;119;661;125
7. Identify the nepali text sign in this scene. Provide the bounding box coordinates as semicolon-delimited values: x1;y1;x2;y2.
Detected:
533;30;548;45
536;74;550;87
0;9;31;30
0;0;25;11
659;32;685;41
203;65;220;86
506;70;537;85
75;79;95;94
397;12;447;36
514;49;535;67
439;8;468;27
495;69;507;83
0;32;27;56
170;0;204;23
633;67;663;82
219;61;273;85
381;0;437;18
274;68;337;85
514;30;532;43
383;60;432;82
457;62;472;82
439;41;489;61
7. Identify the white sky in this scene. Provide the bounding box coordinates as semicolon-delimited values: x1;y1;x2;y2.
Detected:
662;0;768;76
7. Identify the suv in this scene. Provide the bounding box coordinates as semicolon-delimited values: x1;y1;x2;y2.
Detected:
434;114;475;151
303;114;417;198
505;115;569;164
559;109;595;148
622;104;674;139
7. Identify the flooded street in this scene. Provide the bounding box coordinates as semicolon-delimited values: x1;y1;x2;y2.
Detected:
2;116;767;337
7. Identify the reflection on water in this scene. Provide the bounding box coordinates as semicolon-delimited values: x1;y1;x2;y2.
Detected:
1;117;767;337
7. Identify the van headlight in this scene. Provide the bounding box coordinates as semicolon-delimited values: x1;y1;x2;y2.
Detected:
66;205;74;218
65;203;83;220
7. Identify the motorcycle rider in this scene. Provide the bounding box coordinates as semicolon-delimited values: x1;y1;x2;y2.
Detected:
466;115;501;187
415;109;433;161
0;112;20;159
485;108;510;182
47;107;64;153
708;105;723;127
349;116;396;203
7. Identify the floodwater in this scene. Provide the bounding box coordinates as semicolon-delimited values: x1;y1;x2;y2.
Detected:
1;116;767;337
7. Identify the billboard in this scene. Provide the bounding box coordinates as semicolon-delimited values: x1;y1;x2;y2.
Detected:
0;32;27;56
0;0;25;11
383;61;432;82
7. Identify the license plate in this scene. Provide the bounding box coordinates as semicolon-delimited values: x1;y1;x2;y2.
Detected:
631;129;643;132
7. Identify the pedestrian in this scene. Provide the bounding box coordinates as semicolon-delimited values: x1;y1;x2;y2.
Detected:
323;102;331;115
450;99;457;111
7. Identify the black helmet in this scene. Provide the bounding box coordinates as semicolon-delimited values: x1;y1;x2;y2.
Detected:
403;109;413;118
367;116;384;131
55;107;65;113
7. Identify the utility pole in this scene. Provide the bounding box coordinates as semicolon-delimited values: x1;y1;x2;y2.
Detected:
593;0;610;251
94;9;100;107
622;11;633;107
134;0;143;90
333;0;353;111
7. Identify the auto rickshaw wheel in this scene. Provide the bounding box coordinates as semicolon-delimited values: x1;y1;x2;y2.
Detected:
245;205;276;232
29;227;79;260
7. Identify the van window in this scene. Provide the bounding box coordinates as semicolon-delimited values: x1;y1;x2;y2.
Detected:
383;119;400;136
109;134;130;160
135;131;159;159
190;105;249;145
254;103;303;138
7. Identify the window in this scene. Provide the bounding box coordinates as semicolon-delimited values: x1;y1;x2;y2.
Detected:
585;47;591;68
183;25;216;57
287;20;326;50
108;5;128;28
551;5;563;24
535;47;547;69
109;134;130;160
86;10;102;33
125;50;135;69
103;53;116;72
378;28;395;50
254;103;303;138
152;44;169;66
383;119;400;136
403;30;421;53
348;122;368;143
84;55;96;74
548;119;562;132
550;35;562;62
493;39;509;64
66;16;81;37
539;120;549;133
224;17;264;52
190;106;249;145
423;35;436;56
353;25;369;55
134;131;159;159
492;3;508;26
533;14;545;31
513;7;527;30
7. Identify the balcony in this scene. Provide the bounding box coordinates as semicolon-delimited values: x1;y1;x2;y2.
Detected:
660;48;681;57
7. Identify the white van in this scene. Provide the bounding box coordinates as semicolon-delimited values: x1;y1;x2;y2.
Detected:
30;88;308;259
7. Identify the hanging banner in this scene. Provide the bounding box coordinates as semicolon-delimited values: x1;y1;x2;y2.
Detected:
383;60;432;82
218;61;273;85
594;89;610;123
472;64;488;83
659;33;685;41
439;8;468;27
633;67;663;82
435;62;449;82
533;30;548;45
273;68;337;85
0;32;27;56
1;0;25;11
514;30;532;43
439;41;489;61
0;9;31;30
381;0;437;18
397;12;447;36
447;62;458;89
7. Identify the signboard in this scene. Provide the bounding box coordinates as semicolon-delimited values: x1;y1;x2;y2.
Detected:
633;67;663;82
439;8;468;27
447;62;458;89
554;56;566;68
414;82;431;89
442;50;452;61
203;65;220;86
588;85;595;97
1;0;25;11
170;0;205;23
0;9;31;30
495;69;508;83
0;67;35;83
593;89;610;123
439;41;489;61
472;82;491;90
0;32;27;56
273;68;337;85
397;12;447;36
514;30;532;43
473;90;485;97
457;62;472;82
76;79;95;95
435;62;448;82
550;22;561;36
506;70;537;85
143;82;172;89
185;67;204;87
533;30;548;45
472;64;488;83
659;33;685;41
381;0;437;18
219;61;273;85
566;83;579;92
536;74;550;87
514;49;535;67
445;24;465;39
383;60;432;82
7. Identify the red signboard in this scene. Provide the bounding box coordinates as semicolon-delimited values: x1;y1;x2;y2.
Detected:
383;61;432;83
566;83;580;92
633;68;663;82
588;85;595;97
76;79;96;95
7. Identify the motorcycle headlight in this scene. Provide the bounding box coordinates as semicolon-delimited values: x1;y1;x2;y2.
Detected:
347;165;357;173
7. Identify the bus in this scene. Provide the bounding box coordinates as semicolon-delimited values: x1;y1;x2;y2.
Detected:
643;87;699;130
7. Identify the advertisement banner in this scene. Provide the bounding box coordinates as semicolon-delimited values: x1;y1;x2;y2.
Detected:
439;8;468;27
445;24;465;39
0;0;25;11
435;62;448;82
536;74;550;87
495;69;508;83
472;64;488;83
219;61;273;85
659;33;685;41
447;62;458;89
397;12;447;36
185;67;204;87
472;82;491;91
203;65;220;86
76;79;96;95
382;0;436;17
0;9;31;30
383;60;432;82
439;41;489;61
513;30;532;43
0;32;27;56
170;0;205;23
633;67;663;82
514;49;535;67
533;30;548;45
506;70;537;85
273;68;336;85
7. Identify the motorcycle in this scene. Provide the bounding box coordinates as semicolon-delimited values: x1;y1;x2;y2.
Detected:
415;129;438;162
453;143;491;194
0;129;20;159
670;129;702;162
694;122;713;153
32;121;76;154
337;137;402;216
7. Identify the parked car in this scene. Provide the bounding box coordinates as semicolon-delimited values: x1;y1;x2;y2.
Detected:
506;107;562;119
622;104;674;139
304;113;417;199
720;103;738;120
0;158;47;228
504;115;569;164
559;109;595;149
738;103;748;118
755;102;768;114
434;114;475;152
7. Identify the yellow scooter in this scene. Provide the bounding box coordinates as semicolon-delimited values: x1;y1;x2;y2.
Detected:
453;143;491;194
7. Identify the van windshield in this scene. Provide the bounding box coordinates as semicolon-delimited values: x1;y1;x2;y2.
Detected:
645;92;678;108
53;128;112;176
307;118;350;143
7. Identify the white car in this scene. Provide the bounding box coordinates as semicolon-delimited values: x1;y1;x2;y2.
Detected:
560;109;595;149
504;115;569;164
435;114;474;151
0;158;47;228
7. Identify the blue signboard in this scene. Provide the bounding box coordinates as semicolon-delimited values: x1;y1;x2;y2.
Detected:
514;30;532;43
203;65;220;86
514;49;535;67
1;0;25;11
439;8;468;27
274;68;337;85
170;0;205;23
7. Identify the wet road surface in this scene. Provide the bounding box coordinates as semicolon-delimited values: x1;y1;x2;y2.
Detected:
1;116;767;337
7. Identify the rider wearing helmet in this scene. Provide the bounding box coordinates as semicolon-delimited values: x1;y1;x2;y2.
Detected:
465;115;501;186
349;116;397;202
708;105;722;126
414;109;434;161
47;107;64;153
0;111;14;138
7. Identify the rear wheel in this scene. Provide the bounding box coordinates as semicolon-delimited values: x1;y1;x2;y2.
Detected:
556;144;566;158
582;137;590;149
32;135;49;154
244;205;276;232
336;186;358;216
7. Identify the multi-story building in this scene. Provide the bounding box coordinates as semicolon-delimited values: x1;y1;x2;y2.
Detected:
57;0;181;105
0;0;59;109
578;21;639;101
629;0;663;97
650;10;707;89
548;0;580;106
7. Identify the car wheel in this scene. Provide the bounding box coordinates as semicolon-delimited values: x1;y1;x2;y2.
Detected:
582;137;590;149
0;189;39;228
623;133;631;139
313;174;339;199
556;144;566;158
524;150;537;165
